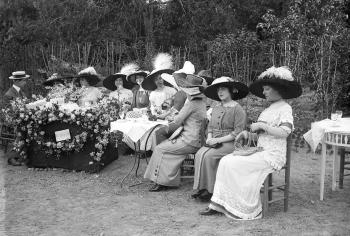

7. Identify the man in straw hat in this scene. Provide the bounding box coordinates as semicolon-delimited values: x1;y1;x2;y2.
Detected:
3;71;30;166
144;72;207;192
3;71;30;107
200;66;301;219
142;53;177;116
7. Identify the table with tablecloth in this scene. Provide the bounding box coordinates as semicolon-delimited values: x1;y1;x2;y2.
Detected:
304;118;350;200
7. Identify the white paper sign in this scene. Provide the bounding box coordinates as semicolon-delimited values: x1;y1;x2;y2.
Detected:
55;129;71;142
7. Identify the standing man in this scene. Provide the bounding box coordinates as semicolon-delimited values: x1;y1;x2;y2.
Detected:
3;71;30;166
3;71;29;106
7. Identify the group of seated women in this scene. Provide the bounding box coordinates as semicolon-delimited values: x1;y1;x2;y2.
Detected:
142;64;302;221
42;54;302;221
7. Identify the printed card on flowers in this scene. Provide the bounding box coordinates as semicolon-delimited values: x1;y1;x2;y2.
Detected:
55;129;71;142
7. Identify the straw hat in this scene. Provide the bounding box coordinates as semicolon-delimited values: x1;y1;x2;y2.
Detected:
103;63;137;90
142;53;175;91
76;67;100;86
249;66;302;99
204;77;249;101
9;71;30;80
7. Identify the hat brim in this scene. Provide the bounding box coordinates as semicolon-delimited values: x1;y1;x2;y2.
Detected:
42;76;74;86
127;71;148;84
173;74;204;88
142;69;175;91
77;74;100;86
249;78;302;99
103;74;134;90
9;75;30;80
204;81;249;101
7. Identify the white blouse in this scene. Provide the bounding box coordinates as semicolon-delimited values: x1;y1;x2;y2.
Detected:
109;88;133;104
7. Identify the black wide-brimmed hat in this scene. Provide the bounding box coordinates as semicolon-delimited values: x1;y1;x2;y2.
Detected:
142;53;175;91
76;67;100;86
103;63;139;90
127;71;149;84
173;73;206;96
249;66;302;99
204;77;249;101
9;71;30;80
42;73;73;86
197;70;215;85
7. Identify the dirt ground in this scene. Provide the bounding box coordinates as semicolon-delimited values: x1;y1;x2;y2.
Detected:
1;147;350;236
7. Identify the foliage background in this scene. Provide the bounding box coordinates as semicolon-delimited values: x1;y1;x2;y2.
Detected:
0;0;349;128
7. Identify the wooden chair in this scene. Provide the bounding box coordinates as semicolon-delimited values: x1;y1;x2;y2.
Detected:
339;148;350;189
262;134;292;217
0;124;16;153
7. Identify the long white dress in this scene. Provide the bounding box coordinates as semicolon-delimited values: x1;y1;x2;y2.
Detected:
209;100;293;220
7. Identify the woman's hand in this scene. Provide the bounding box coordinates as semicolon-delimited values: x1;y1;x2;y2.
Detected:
206;138;219;146
235;131;249;143
250;122;267;133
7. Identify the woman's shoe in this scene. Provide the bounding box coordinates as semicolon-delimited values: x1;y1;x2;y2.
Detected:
191;189;206;199
198;190;213;202
149;184;169;192
199;207;219;216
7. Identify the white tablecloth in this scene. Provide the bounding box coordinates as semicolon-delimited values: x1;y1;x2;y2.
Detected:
110;119;168;143
303;118;350;152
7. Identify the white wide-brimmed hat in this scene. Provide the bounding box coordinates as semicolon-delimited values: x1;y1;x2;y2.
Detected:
160;61;196;90
9;71;30;80
204;76;249;101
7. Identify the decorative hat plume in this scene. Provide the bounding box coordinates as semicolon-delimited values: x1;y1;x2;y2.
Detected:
120;63;140;76
259;66;294;81
152;53;173;71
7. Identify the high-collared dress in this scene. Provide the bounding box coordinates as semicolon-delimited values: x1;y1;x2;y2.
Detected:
132;86;150;109
144;95;207;187
209;100;293;220
193;101;246;193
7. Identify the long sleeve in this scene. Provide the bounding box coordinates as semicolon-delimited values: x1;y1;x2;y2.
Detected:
168;101;193;133
230;105;246;139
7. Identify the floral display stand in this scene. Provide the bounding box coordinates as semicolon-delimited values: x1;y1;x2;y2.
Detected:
26;121;118;173
1;88;124;173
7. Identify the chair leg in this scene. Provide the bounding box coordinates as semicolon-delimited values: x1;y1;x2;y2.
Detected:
268;174;273;201
262;177;269;218
284;164;291;212
339;148;345;189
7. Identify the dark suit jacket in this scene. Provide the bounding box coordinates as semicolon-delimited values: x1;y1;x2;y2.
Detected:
3;87;26;107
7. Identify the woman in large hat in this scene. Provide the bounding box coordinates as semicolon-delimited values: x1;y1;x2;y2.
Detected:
103;63;135;105
192;77;248;201
157;61;195;121
200;66;302;219
144;72;207;192
142;53;177;115
76;67;102;107
127;66;149;109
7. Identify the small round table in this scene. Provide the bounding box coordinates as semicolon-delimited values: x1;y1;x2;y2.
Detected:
320;129;350;200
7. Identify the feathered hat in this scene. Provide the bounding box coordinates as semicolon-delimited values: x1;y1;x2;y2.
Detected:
103;63;137;91
160;61;195;90
204;77;249;101
126;63;149;85
76;67;100;86
249;66;302;99
142;53;175;91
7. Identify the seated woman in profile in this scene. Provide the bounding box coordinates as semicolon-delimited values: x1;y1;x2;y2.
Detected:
76;67;102;107
144;73;207;192
199;66;302;220
192;76;248;202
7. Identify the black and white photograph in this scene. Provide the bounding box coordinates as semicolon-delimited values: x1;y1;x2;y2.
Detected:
0;0;350;235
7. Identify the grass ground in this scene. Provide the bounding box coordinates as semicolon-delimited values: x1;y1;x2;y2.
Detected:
1;147;350;236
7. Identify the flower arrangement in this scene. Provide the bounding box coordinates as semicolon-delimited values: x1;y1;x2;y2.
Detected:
2;92;121;167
